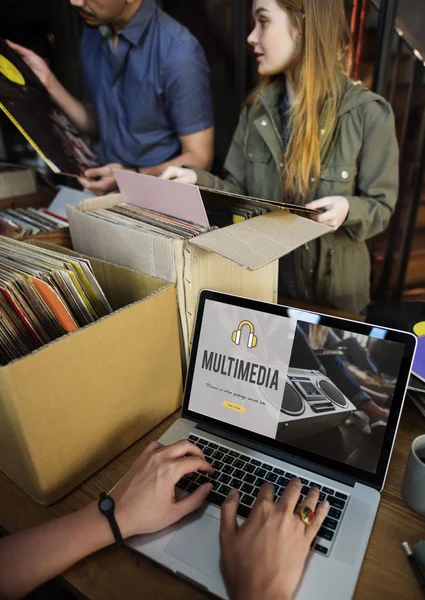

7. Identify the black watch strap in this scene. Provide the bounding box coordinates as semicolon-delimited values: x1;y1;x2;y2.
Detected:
98;492;124;545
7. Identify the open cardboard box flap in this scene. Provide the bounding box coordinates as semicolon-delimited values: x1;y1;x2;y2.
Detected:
188;210;330;270
73;170;330;271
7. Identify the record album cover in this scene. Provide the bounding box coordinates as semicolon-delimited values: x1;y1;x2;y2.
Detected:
0;39;98;175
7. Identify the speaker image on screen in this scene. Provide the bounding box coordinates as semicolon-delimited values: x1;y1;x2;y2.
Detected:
318;379;348;407
280;382;305;416
276;368;357;443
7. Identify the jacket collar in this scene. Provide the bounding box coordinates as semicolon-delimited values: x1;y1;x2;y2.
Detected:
256;78;285;141
258;74;381;118
257;78;285;112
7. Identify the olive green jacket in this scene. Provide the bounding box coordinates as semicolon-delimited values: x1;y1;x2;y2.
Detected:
192;76;399;313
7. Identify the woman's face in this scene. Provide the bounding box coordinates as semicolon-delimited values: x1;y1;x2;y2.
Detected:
247;0;300;76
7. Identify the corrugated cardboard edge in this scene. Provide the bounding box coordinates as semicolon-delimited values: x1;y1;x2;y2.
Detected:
67;200;179;284
77;193;122;212
70;194;330;271
189;210;331;270
173;241;190;365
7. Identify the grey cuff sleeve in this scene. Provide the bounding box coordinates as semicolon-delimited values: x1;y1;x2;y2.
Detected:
184;165;218;189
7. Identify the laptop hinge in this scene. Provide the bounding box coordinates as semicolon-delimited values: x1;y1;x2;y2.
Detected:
195;422;359;489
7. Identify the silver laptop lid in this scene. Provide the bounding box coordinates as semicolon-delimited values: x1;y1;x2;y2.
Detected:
182;291;417;491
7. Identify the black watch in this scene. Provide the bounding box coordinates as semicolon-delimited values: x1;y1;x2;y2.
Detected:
98;492;124;545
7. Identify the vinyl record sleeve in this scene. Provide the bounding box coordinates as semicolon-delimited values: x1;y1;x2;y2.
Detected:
0;39;98;175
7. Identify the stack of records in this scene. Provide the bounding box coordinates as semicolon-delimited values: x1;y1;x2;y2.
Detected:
0;207;68;239
199;187;317;228
0;238;112;365
85;188;315;238
200;189;275;228
87;203;214;239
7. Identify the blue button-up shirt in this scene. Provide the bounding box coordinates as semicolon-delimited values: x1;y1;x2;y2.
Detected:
81;0;214;168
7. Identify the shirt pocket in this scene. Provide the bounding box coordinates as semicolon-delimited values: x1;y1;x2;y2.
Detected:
317;164;357;198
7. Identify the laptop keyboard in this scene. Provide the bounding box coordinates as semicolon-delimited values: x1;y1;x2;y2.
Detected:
176;434;350;557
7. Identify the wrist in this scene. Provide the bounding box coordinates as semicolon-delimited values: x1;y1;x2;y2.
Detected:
139;165;162;176
232;579;291;600
113;497;138;539
85;501;116;546
61;501;115;560
45;72;62;97
235;591;290;600
98;492;126;544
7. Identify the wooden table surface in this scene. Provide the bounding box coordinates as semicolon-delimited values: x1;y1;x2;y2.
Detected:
0;402;424;600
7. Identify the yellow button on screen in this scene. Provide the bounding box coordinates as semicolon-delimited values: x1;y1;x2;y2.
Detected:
223;401;246;413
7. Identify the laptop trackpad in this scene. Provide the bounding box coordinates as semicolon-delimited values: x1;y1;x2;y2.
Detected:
165;514;222;580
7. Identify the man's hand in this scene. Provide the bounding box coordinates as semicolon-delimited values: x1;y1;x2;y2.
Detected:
305;196;349;231
112;440;213;538
160;166;198;184
6;40;55;91
7;41;97;135
220;479;329;600
78;163;125;195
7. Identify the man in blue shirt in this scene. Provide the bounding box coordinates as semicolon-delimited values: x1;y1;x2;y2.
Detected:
8;0;214;195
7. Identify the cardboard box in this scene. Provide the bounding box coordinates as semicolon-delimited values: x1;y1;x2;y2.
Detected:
0;242;183;504
67;172;329;359
0;168;37;199
0;188;72;248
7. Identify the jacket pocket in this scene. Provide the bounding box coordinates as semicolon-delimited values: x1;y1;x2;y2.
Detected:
318;233;370;314
246;146;274;198
318;163;357;198
246;147;272;163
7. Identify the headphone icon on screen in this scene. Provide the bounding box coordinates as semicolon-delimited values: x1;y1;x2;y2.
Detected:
231;320;258;349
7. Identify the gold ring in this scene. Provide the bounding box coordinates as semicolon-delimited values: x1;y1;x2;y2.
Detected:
295;505;315;526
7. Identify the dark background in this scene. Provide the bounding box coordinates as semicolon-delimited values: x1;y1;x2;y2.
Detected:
0;0;259;172
1;1;425;307
1;0;423;171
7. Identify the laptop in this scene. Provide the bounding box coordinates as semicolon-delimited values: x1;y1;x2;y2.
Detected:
127;290;416;599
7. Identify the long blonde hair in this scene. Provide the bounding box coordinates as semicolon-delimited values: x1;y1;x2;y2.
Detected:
249;0;350;201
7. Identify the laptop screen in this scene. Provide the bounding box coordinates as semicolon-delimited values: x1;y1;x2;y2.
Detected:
183;291;416;490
